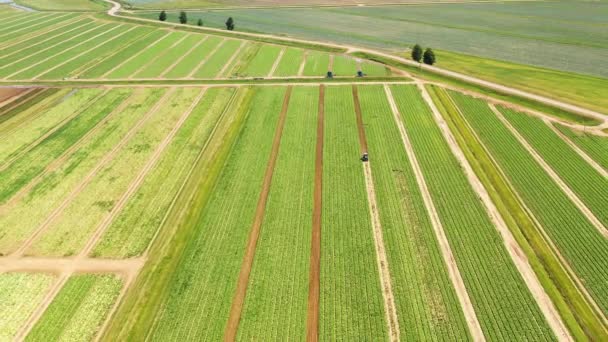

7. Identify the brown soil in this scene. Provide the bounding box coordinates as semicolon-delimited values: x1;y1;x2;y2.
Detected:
351;86;368;153
0;87;28;104
306;85;324;342
224;86;292;341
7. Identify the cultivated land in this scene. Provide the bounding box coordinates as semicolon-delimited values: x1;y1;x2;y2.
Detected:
2;1;608;341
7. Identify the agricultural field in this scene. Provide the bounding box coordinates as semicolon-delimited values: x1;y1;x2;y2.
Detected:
1;1;607;342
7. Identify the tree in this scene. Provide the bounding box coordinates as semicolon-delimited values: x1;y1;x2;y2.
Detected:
179;11;187;24
226;17;235;31
411;44;422;62
423;48;436;65
159;10;167;22
197;18;203;26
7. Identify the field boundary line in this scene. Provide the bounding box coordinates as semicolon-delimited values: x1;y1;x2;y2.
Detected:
5;24;123;80
385;84;485;341
0;16;85;55
267;47;286;78
94;272;135;342
160;36;208;78
306;85;323;342
100;30;171;78
224;86;292;341
186;38;227;79
11;88;176;258
0;90;136;213
12;272;69;342
546;121;607;177
215;41;246;79
128;33;190;79
33;25;139;80
0;20;96;71
0;89;110;172
0;12;35;29
298;51;307;76
490;104;608;239
142;88;240;258
441;89;573;341
353;85;400;342
80;88;207;257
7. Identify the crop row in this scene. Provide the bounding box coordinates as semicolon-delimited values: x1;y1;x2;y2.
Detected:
25;274;123;342
91;87;237;258
449;91;608;315
0;89;129;204
391;85;555;340
320;85;387;340
237;86;318;340
501;108;608;227
0;272;55;340
0;88;166;255
25;88;204;257
148;86;286;341
554;124;608;173
0;88;102;168
358;85;471;340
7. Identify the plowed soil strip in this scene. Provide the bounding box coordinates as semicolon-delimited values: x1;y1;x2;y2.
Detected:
0;257;145;274
12;89;176;257
386;85;486;341
224;86;292;341
353;85;399;341
79;89;206;257
490;104;608;239
306;85;324;342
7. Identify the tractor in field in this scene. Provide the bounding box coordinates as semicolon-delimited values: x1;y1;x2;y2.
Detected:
361;152;369;162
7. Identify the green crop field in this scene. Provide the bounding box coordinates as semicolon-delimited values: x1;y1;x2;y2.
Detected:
1;2;607;341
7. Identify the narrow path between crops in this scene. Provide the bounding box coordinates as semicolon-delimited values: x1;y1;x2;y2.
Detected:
306;85;324;342
384;84;485;341
11;89;176;257
79;88;207;257
352;85;400;342
224;86;292;341
268;48;285;77
439;90;573;341
490;104;608;239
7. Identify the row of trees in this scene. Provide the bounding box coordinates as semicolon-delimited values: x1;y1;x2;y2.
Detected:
158;10;235;30
411;44;436;65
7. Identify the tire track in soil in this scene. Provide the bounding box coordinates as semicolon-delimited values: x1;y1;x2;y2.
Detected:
79;88;206;257
11;88;176;257
385;84;486;341
1;90;136;213
306;85;324;342
490;104;608;239
352;85;400;342
224;86;292;341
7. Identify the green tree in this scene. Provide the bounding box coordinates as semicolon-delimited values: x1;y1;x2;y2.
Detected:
226;17;235;31
411;44;423;62
159;10;167;22
179;11;188;24
423;48;436;65
197;18;203;26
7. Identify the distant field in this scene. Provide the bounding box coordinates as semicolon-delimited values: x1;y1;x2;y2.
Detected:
15;0;108;11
